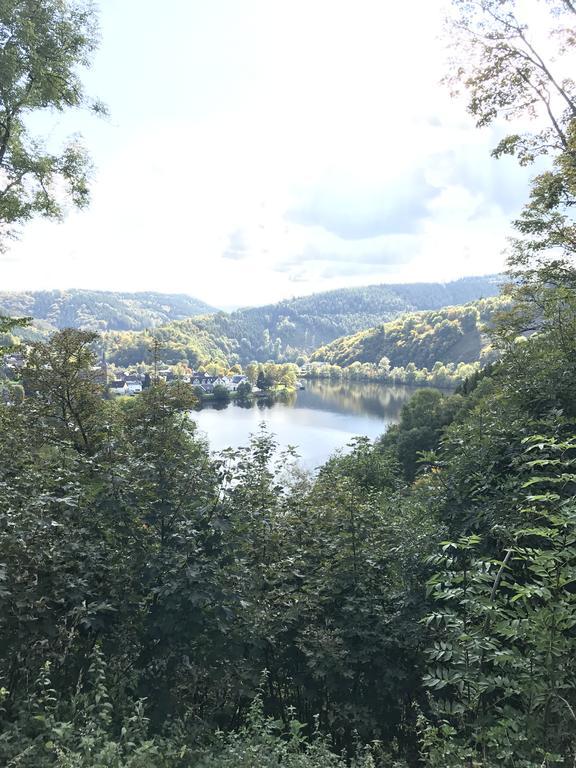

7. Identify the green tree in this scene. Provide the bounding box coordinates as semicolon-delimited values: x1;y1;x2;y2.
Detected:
0;0;104;246
245;361;259;383
447;0;576;354
423;433;576;767
256;369;273;391
0;314;29;358
236;380;252;399
23;328;103;453
212;383;230;403
382;389;464;481
446;0;576;166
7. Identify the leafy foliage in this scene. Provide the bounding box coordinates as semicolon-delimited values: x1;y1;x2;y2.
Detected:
96;277;503;368
310;298;505;369
0;0;102;245
423;433;576;767
4;1;576;765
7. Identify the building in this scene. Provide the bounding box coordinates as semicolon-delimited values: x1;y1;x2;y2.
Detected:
108;380;128;395
125;377;143;394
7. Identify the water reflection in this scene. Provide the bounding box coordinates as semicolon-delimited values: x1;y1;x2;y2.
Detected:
294;380;410;420
192;379;415;470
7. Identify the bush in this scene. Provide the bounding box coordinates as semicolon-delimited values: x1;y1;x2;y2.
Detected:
236;381;252;399
196;693;379;768
212;385;230;403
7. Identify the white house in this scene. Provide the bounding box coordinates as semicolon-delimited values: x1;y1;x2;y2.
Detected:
124;376;143;394
109;380;128;395
227;374;249;391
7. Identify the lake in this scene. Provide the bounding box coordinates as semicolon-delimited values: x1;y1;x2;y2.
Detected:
190;379;416;470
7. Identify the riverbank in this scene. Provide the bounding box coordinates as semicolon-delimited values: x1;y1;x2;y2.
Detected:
194;384;297;406
302;359;482;389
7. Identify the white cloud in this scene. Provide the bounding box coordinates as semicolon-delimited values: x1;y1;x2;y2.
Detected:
2;0;538;306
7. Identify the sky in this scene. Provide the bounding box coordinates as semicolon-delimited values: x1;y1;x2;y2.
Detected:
2;0;539;308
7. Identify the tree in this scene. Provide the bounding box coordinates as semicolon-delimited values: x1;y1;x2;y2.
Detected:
0;0;104;246
423;434;576;766
447;1;576;329
447;0;576;165
1;380;24;404
212;383;230;403
278;363;298;389
23;328;103;453
0;314;29;358
236;380;252;399
378;355;391;375
381;389;464;481
256;369;273;391
245;362;259;384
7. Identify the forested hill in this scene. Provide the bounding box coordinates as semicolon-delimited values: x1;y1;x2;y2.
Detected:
0;290;217;332
102;276;502;367
227;274;503;347
310;297;507;369
2;277;502;366
387;275;503;310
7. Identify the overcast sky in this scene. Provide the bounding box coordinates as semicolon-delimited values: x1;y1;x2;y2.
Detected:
2;0;537;308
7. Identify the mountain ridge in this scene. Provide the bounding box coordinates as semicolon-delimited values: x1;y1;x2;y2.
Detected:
100;275;504;367
0;289;217;332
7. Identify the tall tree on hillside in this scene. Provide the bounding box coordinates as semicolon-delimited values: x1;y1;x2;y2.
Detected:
0;314;28;356
23;328;103;453
0;0;104;247
447;0;576;345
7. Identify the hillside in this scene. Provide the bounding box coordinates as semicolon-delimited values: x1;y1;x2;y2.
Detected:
310;296;507;369
105;319;230;368
103;275;502;366
0;290;217;332
207;275;503;359
1;277;503;367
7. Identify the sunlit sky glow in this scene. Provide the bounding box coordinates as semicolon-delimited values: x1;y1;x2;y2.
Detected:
2;0;539;308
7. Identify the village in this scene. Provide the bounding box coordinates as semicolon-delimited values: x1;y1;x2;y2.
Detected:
0;345;304;405
107;370;251;397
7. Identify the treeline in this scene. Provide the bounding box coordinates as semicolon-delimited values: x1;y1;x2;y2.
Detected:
305;359;482;388
0;290;216;333
0;279;502;366
160;276;502;364
105;319;230;368
310;297;506;369
1;278;502;369
0;277;499;363
100;292;505;371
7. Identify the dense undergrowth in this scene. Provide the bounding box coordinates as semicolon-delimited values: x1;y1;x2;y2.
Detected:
1;243;576;766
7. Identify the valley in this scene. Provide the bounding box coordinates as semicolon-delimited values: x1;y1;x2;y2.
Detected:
2;0;576;765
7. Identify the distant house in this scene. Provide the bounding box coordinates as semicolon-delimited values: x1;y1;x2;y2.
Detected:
191;375;219;392
190;374;248;393
108;380;127;395
228;374;248;391
125;377;142;394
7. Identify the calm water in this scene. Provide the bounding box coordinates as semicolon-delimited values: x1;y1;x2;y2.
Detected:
190;380;415;470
